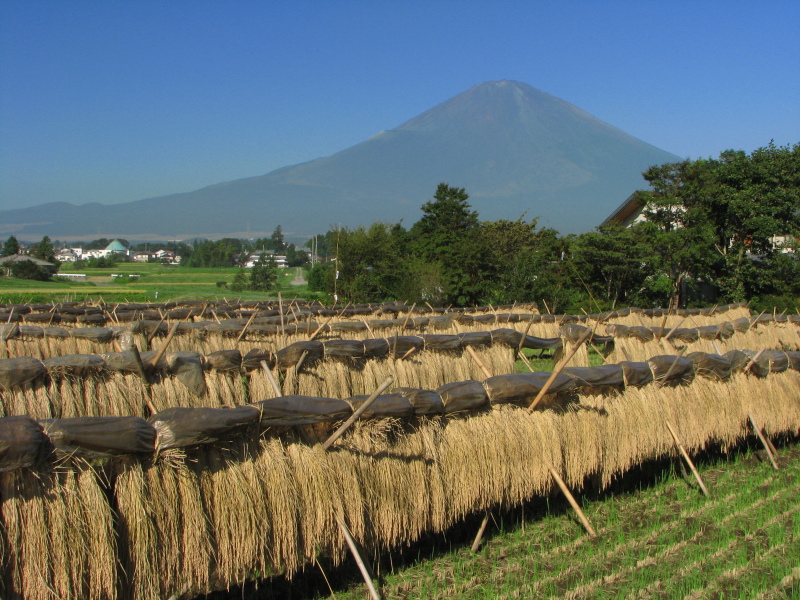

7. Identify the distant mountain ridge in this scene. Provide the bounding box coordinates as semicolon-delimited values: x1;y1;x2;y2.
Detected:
0;81;681;240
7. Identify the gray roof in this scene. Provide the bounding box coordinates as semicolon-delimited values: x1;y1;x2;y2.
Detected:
0;254;56;267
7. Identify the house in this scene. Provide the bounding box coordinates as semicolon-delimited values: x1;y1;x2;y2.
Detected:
56;248;79;262
244;250;287;268
153;249;181;264
132;252;152;263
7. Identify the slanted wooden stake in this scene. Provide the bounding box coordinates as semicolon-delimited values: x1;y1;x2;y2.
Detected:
465;345;493;379
653;348;710;497
260;360;282;397
547;464;596;536
336;516;383;600
278;292;286;346
744;348;766;373
527;328;592;413
322;377;393;450
146;313;167;348
235;310;259;345
309;316;335;341
401;303;417;330
748;413;779;470
664;420;710;497
471;512;491;552
150;321;180;368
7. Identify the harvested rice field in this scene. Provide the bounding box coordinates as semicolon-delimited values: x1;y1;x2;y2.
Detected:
209;438;800;600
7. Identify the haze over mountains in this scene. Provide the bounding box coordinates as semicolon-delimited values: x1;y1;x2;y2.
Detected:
0;81;681;241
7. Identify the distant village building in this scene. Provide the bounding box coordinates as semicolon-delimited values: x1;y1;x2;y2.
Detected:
0;254;58;277
56;248;79;263
244;250;287;268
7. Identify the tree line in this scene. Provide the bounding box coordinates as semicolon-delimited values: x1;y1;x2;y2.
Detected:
308;142;800;312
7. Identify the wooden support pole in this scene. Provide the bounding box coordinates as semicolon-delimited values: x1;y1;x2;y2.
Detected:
547;465;596;537
150;321;180;368
465;345;493;379
471;511;491;552
322;377;393;450
744;348;766;373
748;413;779;470
336;516;383;600
401;303;417;330
664;420;710;497
278;292;286;346
145;313;167;348
527;329;592;413
656;347;687;387
309;316;334;341
235;310;259;345
260;360;283;398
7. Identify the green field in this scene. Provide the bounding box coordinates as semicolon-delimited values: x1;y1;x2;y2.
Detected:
0;263;312;303
212;440;800;600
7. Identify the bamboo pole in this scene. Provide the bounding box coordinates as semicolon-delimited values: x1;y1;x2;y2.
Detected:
235;310;259;345
260;360;282;397
527;329;592;413
278;292;286;346
336;516;383;600
401;303;417;330
309;316;334;341
322;377;393;450
471;512;491;552
748;413;779;470
149;321;180;368
664;420;710;497
744;348;766;373
547;464;597;536
465;345;493;379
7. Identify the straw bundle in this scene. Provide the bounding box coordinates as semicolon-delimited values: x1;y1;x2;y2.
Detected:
0;463;116;600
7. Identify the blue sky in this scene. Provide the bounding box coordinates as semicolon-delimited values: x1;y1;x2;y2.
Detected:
1;0;798;212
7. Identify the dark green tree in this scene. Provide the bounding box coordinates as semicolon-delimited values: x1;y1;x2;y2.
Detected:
30;236;56;263
270;225;285;253
230;269;248;292
2;236;19;256
9;259;51;281
249;253;278;292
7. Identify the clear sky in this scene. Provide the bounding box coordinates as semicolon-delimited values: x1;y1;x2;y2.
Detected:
1;0;798;212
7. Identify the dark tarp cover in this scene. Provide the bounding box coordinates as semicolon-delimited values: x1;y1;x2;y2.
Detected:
785;351;800;371
620;361;655;387
276;340;324;368
421;334;462;351
44;326;71;338
739;350;771;377
0;356;46;389
70;327;114;343
19;325;45;338
648;355;695;384
165;351;207;397
390;336;425;357
731;317;752;332
458;331;493;347
561;365;625;389
0;323;19;341
763;350;789;374
347;393;414;419
43;354;106;376
427;314;454;329
330;321;368;333
323;340;366;358
686;352;732;381
491;328;525;347
206;349;243;371
393;387;445;414
667;328;700;343
102;351;142;373
150;406;260;449
242;348;275;371
483;372;577;405
41;416;156;457
559;323;591;342
363;338;390;358
252;395;352;426
0;416;47;472
724;350;751;373
437;380;489;413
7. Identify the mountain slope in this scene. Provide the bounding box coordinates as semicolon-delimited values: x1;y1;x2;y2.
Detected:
0;81;681;239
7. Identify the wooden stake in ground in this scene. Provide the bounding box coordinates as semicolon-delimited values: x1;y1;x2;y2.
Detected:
664;420;710;497
235;310;259;345
260;360;283;397
527;328;593;413
748;412;779;470
401;303;417;330
322;377;394;450
149;321;180;368
337;516;383;600
471;512;491;552
465;345;493;379
547;464;596;536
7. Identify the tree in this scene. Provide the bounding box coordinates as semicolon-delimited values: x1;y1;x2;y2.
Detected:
9;259;51;281
2;236;19;257
230;269;248;292
270;225;285;253
249;253;278;292
30;236;56;263
409;183;485;305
